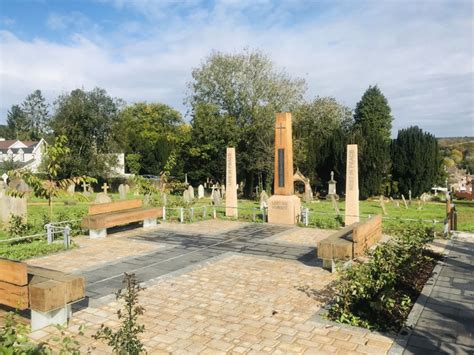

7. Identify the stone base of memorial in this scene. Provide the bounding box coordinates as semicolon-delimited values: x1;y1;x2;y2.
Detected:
267;195;301;225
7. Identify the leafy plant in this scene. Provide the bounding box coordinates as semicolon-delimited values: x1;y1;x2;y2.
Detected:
7;215;31;238
326;224;437;331
0;312;46;354
50;324;85;355
94;273;146;354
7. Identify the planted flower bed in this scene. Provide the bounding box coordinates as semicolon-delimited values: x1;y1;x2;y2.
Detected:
325;224;442;331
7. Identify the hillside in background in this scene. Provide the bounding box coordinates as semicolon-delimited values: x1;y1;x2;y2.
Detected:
438;137;474;173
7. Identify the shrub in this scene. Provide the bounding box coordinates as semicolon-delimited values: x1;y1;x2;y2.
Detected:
94;273;146;354
326;224;437;331
7;215;31;238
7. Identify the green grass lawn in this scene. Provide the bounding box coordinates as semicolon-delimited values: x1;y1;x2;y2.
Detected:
1;192;472;261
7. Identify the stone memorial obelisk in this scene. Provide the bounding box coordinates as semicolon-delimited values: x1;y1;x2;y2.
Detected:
268;112;301;225
344;144;359;226
225;147;238;217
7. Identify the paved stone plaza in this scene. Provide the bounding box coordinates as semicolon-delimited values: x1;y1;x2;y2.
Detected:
27;221;396;353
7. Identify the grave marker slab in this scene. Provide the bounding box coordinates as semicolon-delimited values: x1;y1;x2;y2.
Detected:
344;144;359;226
225;147;238;217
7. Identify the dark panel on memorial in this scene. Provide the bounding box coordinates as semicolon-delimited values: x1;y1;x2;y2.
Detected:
278;148;285;187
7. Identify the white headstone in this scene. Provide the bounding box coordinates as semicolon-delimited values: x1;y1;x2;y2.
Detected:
259;191;269;210
198;184;205;199
118;184;126;200
67;183;75;195
188;185;195;199
212;189;221;206
183;189;192;203
1;173;8;184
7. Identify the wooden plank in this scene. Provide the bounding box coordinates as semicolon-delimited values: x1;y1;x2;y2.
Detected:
0;281;29;310
28;266;85;303
82;207;162;230
0;258;28;286
88;199;142;215
29;280;66;312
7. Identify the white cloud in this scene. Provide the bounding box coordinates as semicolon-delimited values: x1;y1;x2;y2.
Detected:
0;1;472;137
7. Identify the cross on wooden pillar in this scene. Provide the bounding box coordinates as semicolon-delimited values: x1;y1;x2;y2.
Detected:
102;182;109;194
82;182;88;192
276;122;286;145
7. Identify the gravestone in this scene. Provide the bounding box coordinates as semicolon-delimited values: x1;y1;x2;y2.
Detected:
221;184;226;199
330;194;340;215
183;189;192;203
184;173;188;185
212;189;221;206
101;183;110;195
401;194;408;209
344;144;359;226
124;184;130;194
328;171;337;196
260;190;269;210
82;182;91;197
1;173;8;184
118;184;126;200
198;184;205;199
94;193;112;204
409;190;412;205
67;183;75;196
188;185;195;200
225;147;238;217
380;195;387;215
267;112;301;225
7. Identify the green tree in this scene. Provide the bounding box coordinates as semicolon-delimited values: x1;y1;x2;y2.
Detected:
186;49;306;196
10;136;94;221
294;97;353;193
391;126;440;197
51;88;122;178
6;105;29;140
352;86;393;199
117;102;185;176
21;89;50;140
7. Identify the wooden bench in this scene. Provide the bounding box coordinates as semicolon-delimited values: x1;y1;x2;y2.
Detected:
82;199;162;238
317;215;382;271
0;258;85;330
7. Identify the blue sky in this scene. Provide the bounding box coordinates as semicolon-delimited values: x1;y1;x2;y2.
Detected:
0;0;473;137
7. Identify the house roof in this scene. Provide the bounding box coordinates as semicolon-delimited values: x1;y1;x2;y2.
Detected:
0;140;41;153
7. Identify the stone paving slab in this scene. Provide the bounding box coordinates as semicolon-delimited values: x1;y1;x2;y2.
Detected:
402;232;474;355
31;254;395;354
27;234;164;273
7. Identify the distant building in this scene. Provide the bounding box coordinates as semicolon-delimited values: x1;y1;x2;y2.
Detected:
0;138;46;173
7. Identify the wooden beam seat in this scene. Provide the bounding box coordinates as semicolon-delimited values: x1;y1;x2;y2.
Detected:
317;215;382;271
0;258;85;330
81;199;163;238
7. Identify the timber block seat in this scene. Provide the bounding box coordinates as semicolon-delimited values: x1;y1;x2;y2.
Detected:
0;258;85;330
81;199;162;238
317;215;382;271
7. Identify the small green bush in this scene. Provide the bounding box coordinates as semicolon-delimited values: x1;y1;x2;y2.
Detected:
326;223;437;331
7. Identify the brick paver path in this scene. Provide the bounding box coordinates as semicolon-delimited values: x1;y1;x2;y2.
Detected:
84;224;316;300
404;232;474;354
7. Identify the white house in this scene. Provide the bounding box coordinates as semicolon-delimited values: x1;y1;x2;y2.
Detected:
0;138;46;173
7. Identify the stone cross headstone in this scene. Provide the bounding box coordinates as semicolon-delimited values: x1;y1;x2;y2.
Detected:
118;184;126;200
198;184;205;199
344;144;359;226
101;182;110;195
380;195;387;215
330;194;340;215
260;190;269;210
1;173;8;184
267;112;301;225
67;183;75;196
212;189;221;206
221;184;226;199
225;147;238;217
82;182;91;196
401;194;408;209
